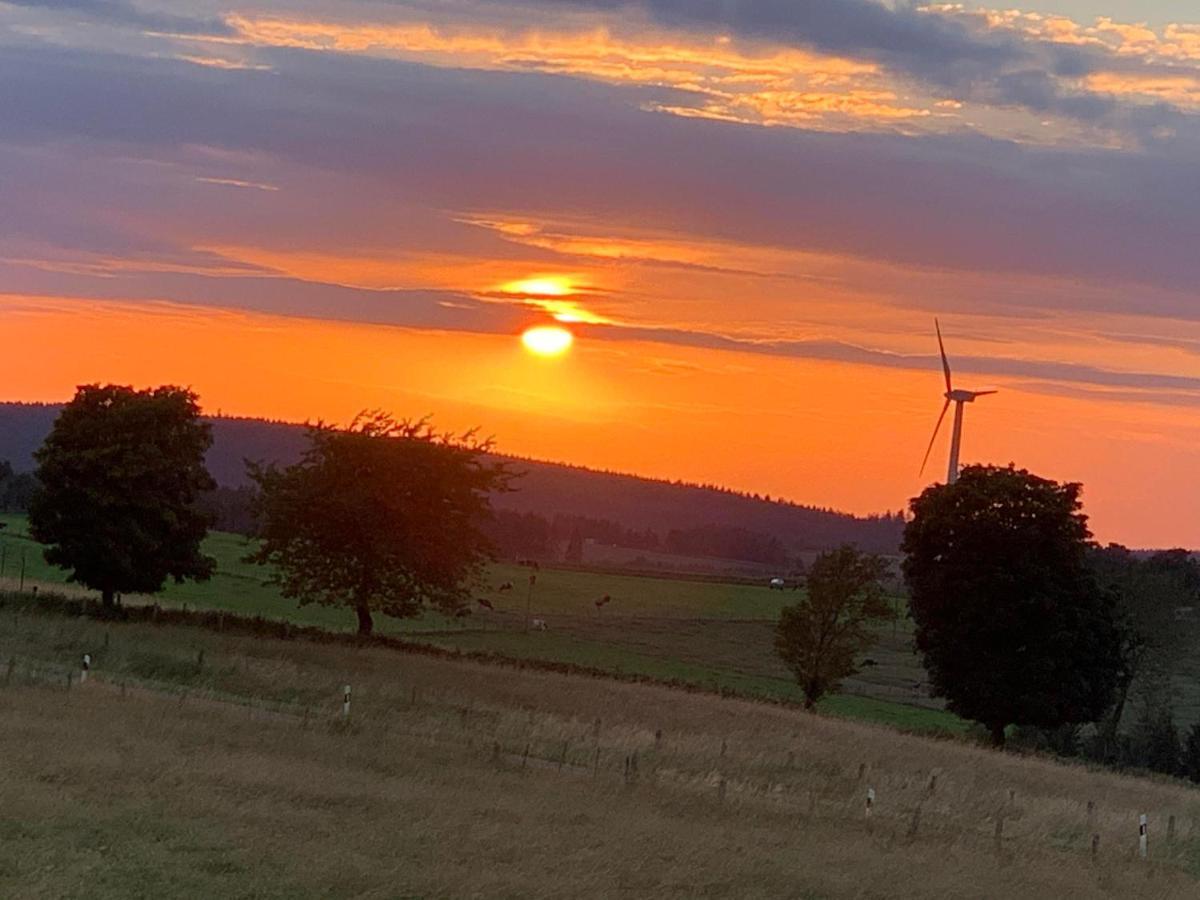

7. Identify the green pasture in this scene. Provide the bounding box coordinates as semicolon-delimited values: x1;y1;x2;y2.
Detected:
0;513;957;734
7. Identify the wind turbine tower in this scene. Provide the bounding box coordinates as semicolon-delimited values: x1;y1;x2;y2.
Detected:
920;320;997;484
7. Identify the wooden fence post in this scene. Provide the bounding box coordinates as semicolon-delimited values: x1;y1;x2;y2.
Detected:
908;804;922;838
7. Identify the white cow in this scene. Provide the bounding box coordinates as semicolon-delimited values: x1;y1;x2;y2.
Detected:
768;577;786;591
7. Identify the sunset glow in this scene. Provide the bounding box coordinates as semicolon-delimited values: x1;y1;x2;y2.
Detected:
521;325;574;357
501;277;576;297
6;0;1200;546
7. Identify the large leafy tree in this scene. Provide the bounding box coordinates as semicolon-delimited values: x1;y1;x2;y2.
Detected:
902;465;1123;747
247;414;510;635
775;545;891;709
29;384;216;607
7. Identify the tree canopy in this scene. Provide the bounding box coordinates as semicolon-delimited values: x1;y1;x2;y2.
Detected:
29;384;216;606
1088;544;1200;757
774;545;890;709
247;413;510;635
902;464;1124;746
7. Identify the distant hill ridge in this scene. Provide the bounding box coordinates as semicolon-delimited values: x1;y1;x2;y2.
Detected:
0;402;904;553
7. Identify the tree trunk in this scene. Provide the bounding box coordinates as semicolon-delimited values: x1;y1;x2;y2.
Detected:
101;589;115;609
355;604;374;636
1104;673;1135;757
990;722;1007;748
803;679;821;710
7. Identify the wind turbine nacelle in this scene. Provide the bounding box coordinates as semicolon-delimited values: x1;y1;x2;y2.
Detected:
947;389;980;402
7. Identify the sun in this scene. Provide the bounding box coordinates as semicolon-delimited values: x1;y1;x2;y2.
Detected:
521;325;574;357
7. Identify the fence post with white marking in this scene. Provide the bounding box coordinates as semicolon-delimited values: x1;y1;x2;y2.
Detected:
1139;813;1148;859
80;654;91;684
342;684;352;719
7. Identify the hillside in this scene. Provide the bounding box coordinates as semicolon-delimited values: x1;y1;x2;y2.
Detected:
3;606;1198;898
0;402;903;554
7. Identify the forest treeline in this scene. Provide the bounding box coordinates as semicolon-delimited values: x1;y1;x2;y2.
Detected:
0;403;905;556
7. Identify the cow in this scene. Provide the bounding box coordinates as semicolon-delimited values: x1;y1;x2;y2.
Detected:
531;618;547;631
768;577;786;591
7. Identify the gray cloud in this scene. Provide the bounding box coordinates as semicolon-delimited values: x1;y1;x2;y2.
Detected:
3;0;233;35
537;0;1196;137
5;41;1200;305
579;322;1200;399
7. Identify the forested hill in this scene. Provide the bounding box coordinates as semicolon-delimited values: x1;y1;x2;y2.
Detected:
0;403;904;553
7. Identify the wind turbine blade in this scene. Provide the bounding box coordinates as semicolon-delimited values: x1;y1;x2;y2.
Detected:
919;398;952;476
935;318;952;392
971;390;998;397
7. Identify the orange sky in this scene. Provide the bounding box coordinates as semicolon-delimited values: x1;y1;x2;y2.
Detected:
6;295;1200;547
7;0;1200;546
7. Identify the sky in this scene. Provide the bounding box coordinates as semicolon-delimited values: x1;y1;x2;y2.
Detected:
4;1;1200;547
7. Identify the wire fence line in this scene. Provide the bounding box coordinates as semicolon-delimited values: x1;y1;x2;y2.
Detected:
4;649;1197;878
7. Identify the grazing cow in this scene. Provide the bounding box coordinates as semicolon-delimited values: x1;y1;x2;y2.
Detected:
768;577;786;591
595;594;612;609
477;597;495;611
498;582;514;593
531;618;547;631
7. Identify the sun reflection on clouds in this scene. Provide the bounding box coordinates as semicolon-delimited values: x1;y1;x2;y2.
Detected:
500;276;576;297
498;275;611;324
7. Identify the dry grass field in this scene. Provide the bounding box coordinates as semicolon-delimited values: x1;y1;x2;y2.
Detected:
2;609;1200;898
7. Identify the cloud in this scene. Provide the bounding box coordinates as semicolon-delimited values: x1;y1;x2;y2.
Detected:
6;39;1200;302
581;322;1200;400
3;0;233;36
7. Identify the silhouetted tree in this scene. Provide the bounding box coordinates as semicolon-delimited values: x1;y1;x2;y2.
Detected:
247;414;509;635
1132;703;1181;776
29;385;216;607
902;465;1123;747
775;545;890;709
1089;545;1198;757
1182;721;1200;783
564;525;584;563
0;460;37;512
482;510;552;560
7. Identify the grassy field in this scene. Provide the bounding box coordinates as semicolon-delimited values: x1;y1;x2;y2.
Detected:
2;609;1199;898
0;513;953;732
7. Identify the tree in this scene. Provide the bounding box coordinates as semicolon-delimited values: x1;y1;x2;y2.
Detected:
564;525;584;564
1088;545;1198;757
1131;702;1181;776
1182;721;1200;784
774;545;890;709
29;384;216;607
902;465;1123;747
247;413;510;636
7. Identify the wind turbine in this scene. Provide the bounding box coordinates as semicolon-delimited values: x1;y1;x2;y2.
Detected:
920;319;997;485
